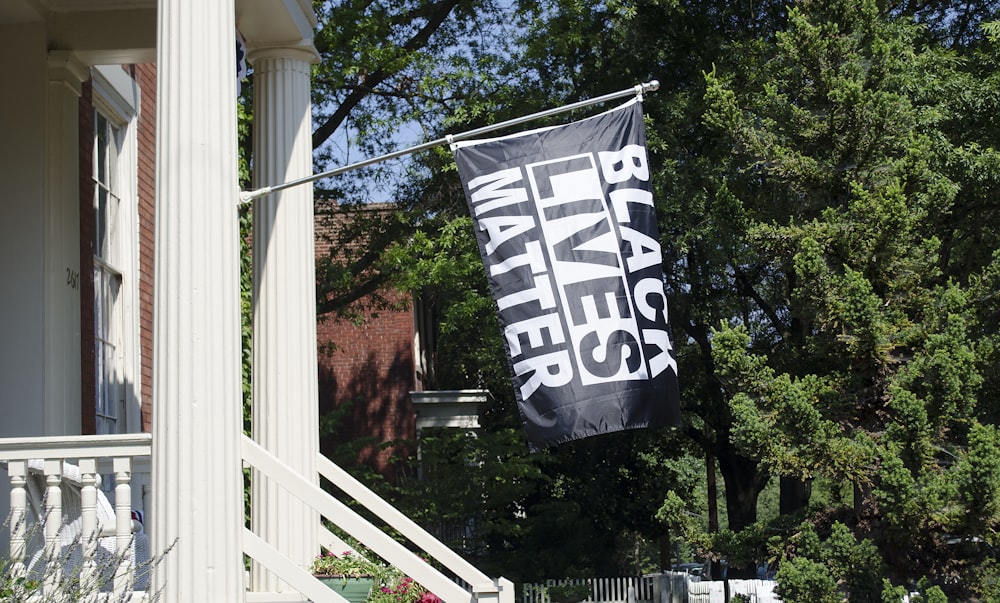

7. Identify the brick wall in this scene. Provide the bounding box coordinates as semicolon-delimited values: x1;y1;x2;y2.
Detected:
131;64;156;433
315;202;417;475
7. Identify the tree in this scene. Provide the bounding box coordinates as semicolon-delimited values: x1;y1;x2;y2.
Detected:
299;0;1000;593
483;0;1000;592
697;0;1000;596
306;0;525;320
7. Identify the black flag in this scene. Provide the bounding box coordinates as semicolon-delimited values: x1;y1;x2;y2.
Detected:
451;99;681;450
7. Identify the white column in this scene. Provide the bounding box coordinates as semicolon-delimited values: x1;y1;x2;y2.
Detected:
152;1;245;601
249;48;320;592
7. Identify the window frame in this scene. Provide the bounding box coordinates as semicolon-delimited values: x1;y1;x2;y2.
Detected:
90;65;142;437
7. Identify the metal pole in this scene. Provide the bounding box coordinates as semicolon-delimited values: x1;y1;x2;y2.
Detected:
239;80;659;203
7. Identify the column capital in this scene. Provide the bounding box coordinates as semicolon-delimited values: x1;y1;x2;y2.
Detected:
247;45;320;66
47;51;88;97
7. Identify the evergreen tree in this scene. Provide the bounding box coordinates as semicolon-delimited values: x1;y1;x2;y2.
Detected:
699;0;1000;596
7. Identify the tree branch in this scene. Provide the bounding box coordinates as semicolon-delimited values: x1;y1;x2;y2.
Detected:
312;0;465;150
732;264;788;340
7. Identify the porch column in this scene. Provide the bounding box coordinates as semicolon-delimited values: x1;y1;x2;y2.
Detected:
44;52;87;436
249;47;321;591
152;1;245;602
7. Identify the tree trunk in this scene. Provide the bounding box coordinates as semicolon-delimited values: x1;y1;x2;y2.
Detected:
718;450;767;579
707;452;719;533
659;533;671;572
779;476;812;515
706;452;721;580
718;453;763;531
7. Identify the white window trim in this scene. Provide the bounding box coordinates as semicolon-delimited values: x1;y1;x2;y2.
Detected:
91;65;142;436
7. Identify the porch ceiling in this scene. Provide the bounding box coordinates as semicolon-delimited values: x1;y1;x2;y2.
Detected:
0;0;153;24
0;0;315;64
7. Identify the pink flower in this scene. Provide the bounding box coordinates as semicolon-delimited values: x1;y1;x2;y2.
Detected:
420;591;442;603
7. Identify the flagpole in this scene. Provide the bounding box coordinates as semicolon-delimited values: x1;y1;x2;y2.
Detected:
239;80;659;203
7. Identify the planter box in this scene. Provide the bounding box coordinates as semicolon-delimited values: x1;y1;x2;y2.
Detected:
317;576;374;603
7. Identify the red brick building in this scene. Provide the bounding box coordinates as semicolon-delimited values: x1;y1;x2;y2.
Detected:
315;202;419;473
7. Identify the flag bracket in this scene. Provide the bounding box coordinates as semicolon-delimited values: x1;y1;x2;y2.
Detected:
238;80;660;204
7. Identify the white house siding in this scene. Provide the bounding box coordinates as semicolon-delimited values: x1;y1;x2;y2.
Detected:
0;22;59;440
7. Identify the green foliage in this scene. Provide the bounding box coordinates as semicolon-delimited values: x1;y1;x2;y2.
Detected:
313;547;440;603
881;580;909;603
545;582;591;603
775;522;882;603
382;214;506;392
310;0;522;203
313;549;386;579
0;571;39;602
955;422;1000;531
903;577;949;603
656;490;690;533
303;0;1000;595
691;0;1000;594
775;557;840;603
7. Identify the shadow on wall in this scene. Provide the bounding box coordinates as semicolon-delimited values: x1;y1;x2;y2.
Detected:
318;343;415;476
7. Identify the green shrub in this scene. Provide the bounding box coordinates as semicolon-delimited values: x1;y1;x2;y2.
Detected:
775;556;840;603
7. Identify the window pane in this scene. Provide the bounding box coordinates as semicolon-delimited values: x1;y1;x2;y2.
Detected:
96;113;108;184
92;104;128;438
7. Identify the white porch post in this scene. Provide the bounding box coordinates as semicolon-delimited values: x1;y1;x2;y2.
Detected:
44;51;87;436
152;1;245;601
249;46;321;592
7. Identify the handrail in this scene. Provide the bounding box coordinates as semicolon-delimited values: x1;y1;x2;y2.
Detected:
315;453;494;590
241;435;505;603
244;529;346;603
0;433;153;460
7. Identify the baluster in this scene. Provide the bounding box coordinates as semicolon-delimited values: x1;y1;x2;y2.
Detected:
43;459;63;594
7;460;27;577
113;456;134;597
79;458;99;592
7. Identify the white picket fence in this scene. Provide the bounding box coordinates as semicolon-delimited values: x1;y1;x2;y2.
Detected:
523;576;656;603
686;578;780;603
523;573;781;603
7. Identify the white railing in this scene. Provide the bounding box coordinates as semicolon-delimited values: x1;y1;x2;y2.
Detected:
524;574;783;603
241;435;515;603
523;576;658;603
1;433;513;603
0;433;153;602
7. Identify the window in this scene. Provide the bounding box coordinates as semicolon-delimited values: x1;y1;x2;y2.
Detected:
90;66;141;439
93;111;125;435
